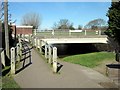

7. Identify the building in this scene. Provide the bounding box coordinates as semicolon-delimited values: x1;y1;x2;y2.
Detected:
11;24;33;35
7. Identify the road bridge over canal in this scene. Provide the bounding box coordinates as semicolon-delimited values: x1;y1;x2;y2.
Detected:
40;37;108;46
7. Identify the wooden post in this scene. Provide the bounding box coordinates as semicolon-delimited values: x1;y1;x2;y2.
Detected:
16;43;20;62
28;34;30;43
34;29;37;36
37;39;40;49
4;0;10;58
45;44;48;59
36;38;38;48
18;38;21;43
29;34;31;43
39;40;42;53
99;30;101;35
85;30;86;36
31;37;33;45
1;50;5;67
53;47;57;73
10;47;15;75
48;45;52;64
34;38;37;47
69;30;71;36
19;42;22;59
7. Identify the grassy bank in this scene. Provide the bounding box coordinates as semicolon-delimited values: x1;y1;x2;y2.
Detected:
62;52;115;68
2;75;20;89
2;66;20;89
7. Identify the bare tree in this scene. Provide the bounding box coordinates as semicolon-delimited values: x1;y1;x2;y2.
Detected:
53;19;73;30
85;18;106;30
21;12;41;29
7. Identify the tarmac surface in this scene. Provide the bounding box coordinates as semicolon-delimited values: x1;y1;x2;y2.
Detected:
14;42;118;89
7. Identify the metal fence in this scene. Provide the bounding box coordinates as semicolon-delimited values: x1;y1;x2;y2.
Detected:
36;30;106;38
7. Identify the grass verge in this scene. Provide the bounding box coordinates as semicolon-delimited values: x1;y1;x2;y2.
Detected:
2;65;20;89
2;75;20;89
62;52;115;68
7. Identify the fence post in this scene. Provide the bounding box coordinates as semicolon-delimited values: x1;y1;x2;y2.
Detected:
16;43;20;62
48;45;52;64
19;41;22;59
45;44;48;59
1;50;5;67
53;47;57;73
10;47;15;75
31;36;34;45
34;38;37;47
85;30;86;36
69;30;71;36
37;39;40;49
39;40;42;53
28;34;31;43
99;30;101;35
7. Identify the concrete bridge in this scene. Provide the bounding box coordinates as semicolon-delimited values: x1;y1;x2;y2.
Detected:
40;37;108;47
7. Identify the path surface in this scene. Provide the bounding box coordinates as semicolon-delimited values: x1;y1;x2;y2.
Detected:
14;43;118;88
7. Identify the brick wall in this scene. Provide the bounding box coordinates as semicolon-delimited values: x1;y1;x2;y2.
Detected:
11;25;33;35
16;27;32;34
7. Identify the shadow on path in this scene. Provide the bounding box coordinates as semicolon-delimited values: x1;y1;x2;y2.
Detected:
106;64;120;69
16;41;33;74
57;62;63;73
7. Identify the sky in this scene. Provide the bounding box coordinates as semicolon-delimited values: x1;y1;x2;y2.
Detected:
9;2;111;30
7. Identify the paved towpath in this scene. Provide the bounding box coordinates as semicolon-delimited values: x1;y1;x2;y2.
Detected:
14;43;117;88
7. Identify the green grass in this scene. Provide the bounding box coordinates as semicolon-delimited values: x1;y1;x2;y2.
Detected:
2;64;21;89
63;52;115;68
2;75;20;89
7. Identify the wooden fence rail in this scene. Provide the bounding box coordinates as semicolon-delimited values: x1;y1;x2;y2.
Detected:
28;36;58;73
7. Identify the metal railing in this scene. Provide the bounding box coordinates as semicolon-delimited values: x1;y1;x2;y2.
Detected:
36;30;107;39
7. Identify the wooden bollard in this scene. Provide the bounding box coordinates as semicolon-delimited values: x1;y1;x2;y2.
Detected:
11;47;15;75
39;40;42;53
16;43;20;62
48;45;52;64
53;47;57;73
85;30;86;36
34;38;37;47
28;35;31;43
45;44;48;59
1;50;5;67
37;39;40;49
31;37;33;45
19;42;22;58
18;38;21;43
36;38;38;48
